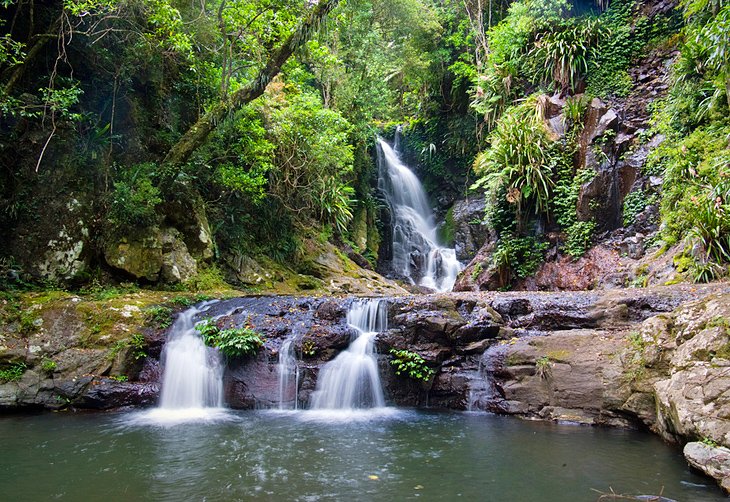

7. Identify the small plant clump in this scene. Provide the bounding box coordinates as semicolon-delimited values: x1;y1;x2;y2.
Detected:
41;358;57;374
145;306;173;329
0;362;27;383
197;319;265;358
535;355;552;379
389;349;435;382
129;334;148;360
300;339;317;358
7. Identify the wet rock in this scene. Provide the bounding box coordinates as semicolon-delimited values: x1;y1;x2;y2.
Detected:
225;358;281;409
684;442;730;493
315;301;345;321
451;196;493;262
75;379;159;409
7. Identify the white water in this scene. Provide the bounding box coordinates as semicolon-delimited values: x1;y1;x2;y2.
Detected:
310;299;387;410
277;338;299;410
132;302;227;425
377;132;462;292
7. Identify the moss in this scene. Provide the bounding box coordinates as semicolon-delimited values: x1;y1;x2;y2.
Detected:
438;206;456;247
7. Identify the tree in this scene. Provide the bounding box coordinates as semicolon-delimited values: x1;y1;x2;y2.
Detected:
162;0;339;166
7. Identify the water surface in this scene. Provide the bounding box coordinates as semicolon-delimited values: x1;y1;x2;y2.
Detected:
0;410;723;501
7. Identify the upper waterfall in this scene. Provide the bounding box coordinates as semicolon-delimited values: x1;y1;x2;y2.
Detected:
376;133;462;292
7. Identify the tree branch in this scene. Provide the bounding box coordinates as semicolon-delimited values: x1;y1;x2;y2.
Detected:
162;0;340;166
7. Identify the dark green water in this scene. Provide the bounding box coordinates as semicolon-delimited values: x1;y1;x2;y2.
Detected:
0;409;723;501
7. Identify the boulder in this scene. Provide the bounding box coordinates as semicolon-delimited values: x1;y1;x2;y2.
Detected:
684;442;730;493
450;196;494;262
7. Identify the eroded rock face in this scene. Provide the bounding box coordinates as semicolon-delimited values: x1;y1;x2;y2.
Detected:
684;442;730;493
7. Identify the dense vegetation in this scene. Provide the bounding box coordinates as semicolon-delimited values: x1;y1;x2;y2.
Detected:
0;0;728;291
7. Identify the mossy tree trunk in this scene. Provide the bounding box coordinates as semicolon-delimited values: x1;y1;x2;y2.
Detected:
162;0;339;167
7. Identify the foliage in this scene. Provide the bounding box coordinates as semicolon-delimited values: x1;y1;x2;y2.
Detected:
129;333;148;360
0;362;27;383
41;358;57;374
473;96;556;223
492;234;548;284
529;17;607;93
106;166;162;230
535;355;552;379
145;306;173;329
182;265;230;292
622;189;658;226
197;319;265;358
564;220;597;258
300;339;317;358
389;348;434;382
109;375;128;382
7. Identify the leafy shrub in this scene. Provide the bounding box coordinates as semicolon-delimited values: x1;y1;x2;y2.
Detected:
389;349;435;382
529;17;607;93
472;96;556;223
622;189;658;226
182;264;229;291
129;334;148;360
106;169;162;230
197;319;265;358
535;355;552;379
492;234;548;284
564;220;597;258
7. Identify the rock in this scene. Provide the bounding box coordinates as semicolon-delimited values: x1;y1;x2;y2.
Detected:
451;196;493;262
684;442;730;493
160;227;198;283
75;379;159;409
104;229;164;281
315;301;345;321
453;239;500;291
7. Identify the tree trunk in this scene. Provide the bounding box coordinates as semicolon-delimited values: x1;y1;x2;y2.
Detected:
163;0;339;166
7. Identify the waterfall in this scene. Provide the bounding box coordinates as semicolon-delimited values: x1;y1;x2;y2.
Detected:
130;301;228;425
277;338;299;410
310;299;387;410
158;302;224;410
376;132;462;292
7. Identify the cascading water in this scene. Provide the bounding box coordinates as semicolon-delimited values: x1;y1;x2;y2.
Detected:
277;338;299;410
158;302;224;410
377;131;462;292
310;299;387;410
132;301;227;424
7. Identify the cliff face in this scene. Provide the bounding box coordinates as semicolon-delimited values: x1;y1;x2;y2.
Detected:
452;2;685;293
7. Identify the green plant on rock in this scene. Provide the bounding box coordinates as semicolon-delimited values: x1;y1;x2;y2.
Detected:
564;220;597;259
106;166;162;230
473;96;556;224
535;355;552;379
110;375;128;382
492;234;548;285
0;362;27;383
623;189;658;226
129;334;148;360
145;306;173;329
389;348;435;382
41;358;57;374
301;339;317;358
701;436;719;448
197;319;265;358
